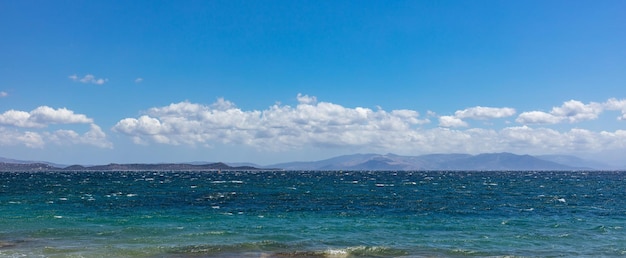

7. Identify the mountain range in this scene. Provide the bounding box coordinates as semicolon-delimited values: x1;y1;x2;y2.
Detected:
0;160;260;172
0;152;616;171
267;152;609;171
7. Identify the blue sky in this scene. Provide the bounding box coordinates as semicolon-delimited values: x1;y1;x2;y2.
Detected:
1;0;625;166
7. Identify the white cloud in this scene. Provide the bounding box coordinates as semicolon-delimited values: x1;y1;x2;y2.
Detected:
517;100;604;124
112;95;626;157
47;124;112;148
0;106;93;128
135;77;144;83
113;95;430;150
69;74;108;85
0;128;45;148
515;111;562;124
604;98;626;120
0;106;111;149
30;106;93;125
297;93;317;105
437;106;515;128
410;126;626;155
499;126;626;153
551;100;603;123
454;106;516;120
0;110;33;127
0;91;7;98
438;116;468;127
0;124;112;149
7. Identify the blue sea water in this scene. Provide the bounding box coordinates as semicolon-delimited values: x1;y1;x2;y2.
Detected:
1;170;625;257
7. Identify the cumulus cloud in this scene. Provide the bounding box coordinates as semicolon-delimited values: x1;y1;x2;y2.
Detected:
438;106;515;127
0;106;93;128
297;93;317;105
551;100;603;123
604;98;626;120
69;74;108;85
0;91;7;97
0;124;112;149
515;111;561;124
113;94;430;149
517;100;604;124
47;124;112;148
438;116;468;127
0;128;45;148
0;106;111;149
454;106;516;120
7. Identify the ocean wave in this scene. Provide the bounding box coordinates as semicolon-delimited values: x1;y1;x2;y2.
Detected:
167;243;409;257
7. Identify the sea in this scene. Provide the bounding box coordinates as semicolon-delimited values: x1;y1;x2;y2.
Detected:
1;170;625;257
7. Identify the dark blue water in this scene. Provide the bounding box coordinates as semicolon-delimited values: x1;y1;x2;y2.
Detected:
1;170;625;257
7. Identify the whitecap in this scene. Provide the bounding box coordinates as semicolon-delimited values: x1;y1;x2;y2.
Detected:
323;249;349;257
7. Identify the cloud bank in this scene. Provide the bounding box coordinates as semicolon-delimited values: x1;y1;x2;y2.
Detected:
113;95;626;156
3;95;625;158
113;94;430;149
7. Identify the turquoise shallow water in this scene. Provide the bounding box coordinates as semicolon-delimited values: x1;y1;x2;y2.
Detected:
1;170;625;257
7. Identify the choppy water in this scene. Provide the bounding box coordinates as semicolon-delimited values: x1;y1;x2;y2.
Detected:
1;170;625;257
